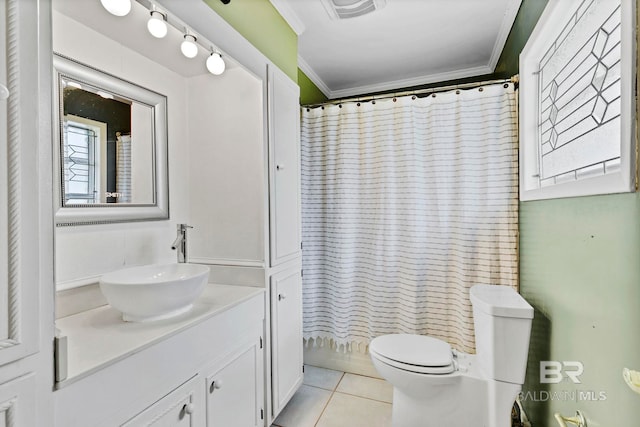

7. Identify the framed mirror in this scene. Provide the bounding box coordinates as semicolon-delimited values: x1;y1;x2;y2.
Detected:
53;53;169;225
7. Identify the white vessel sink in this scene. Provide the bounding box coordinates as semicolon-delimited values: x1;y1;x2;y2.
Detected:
99;263;210;322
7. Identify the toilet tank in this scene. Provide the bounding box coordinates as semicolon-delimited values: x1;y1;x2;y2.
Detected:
470;284;534;384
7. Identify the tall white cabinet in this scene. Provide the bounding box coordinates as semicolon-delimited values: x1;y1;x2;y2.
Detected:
267;65;304;418
0;0;54;425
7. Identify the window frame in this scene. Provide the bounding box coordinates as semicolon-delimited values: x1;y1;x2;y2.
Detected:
519;0;636;201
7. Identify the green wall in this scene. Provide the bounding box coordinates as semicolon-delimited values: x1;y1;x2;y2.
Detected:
203;0;298;82
298;69;328;105
520;194;640;424
202;0;327;102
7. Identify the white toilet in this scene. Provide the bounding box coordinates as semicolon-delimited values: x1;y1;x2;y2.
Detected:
370;284;534;427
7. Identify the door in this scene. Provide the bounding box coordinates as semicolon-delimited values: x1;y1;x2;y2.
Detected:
268;65;301;267
270;268;303;416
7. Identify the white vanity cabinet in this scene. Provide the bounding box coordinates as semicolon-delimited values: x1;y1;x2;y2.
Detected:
54;287;265;427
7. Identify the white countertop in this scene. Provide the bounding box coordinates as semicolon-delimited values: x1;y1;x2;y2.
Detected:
55;283;264;389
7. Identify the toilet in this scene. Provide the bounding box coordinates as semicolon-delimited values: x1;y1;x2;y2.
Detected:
370;284;534;427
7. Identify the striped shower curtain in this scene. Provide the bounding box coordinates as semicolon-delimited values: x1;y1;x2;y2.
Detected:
116;133;131;203
300;83;519;353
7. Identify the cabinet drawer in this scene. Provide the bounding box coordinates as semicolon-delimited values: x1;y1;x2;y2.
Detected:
122;376;199;427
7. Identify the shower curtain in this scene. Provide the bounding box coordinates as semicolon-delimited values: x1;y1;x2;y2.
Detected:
116;133;131;203
300;83;519;353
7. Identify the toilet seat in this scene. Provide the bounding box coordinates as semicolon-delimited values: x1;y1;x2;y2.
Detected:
370;334;456;374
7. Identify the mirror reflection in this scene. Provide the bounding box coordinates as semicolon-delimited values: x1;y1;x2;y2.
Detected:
61;76;154;205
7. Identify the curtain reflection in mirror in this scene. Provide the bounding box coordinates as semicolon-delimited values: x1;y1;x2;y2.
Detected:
116;132;131;203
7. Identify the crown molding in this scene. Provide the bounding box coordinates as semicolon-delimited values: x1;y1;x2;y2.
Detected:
269;0;306;35
488;0;523;71
297;55;331;97
327;65;494;99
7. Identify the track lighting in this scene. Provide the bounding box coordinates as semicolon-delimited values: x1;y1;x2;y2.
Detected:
147;10;168;38
100;0;132;16
206;52;226;75
103;0;226;75
181;34;198;59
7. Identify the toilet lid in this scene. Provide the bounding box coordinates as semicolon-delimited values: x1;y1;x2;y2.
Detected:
370;334;453;367
370;350;455;374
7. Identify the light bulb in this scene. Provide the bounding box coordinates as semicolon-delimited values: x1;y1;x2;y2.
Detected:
206;52;226;75
181;35;198;59
100;0;131;16
147;11;168;38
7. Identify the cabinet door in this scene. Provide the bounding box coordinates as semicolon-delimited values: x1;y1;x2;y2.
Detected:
122;376;200;427
268;65;301;267
0;0;43;368
0;374;36;426
205;339;264;427
270;268;303;416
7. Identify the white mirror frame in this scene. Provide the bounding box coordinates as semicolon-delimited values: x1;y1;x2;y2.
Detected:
53;53;169;225
519;0;636;201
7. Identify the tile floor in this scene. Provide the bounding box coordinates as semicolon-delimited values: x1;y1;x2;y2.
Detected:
272;365;393;427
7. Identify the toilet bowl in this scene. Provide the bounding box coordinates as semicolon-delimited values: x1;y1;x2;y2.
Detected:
370;284;533;427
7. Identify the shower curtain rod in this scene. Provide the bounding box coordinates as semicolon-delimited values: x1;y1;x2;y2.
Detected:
303;74;519;108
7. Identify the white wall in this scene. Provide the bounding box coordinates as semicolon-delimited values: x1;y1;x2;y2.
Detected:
53;11;190;289
187;69;266;267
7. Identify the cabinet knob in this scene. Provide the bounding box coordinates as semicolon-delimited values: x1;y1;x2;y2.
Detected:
183;403;196;415
210;380;223;393
278;293;287;301
276;164;284;171
0;84;9;100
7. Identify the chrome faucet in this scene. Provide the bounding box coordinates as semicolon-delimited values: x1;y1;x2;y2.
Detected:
171;224;193;263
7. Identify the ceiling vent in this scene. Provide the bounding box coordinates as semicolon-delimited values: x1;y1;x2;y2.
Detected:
320;0;387;20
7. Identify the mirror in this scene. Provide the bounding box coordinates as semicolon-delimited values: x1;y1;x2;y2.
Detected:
53;53;169;225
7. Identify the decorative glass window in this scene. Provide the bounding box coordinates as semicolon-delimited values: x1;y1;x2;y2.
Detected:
519;0;635;200
63;121;100;204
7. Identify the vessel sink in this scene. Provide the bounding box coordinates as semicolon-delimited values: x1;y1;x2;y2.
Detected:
99;263;210;322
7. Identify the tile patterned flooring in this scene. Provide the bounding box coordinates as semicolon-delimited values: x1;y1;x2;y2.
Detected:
272;366;393;427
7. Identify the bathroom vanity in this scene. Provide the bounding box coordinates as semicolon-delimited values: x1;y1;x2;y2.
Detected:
55;284;265;427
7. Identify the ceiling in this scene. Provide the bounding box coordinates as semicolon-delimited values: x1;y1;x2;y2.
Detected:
269;0;523;99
